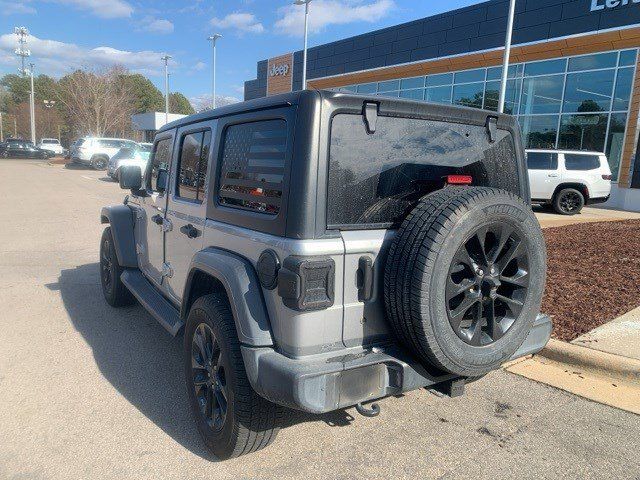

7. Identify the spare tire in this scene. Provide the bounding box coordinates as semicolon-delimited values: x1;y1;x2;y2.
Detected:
384;187;546;377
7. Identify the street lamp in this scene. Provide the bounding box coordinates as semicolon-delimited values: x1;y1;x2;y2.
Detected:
498;0;517;114
161;55;171;124
26;63;36;144
207;34;222;109
294;0;312;89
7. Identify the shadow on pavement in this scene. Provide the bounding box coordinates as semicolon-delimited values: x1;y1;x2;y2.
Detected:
48;263;357;460
64;162;96;170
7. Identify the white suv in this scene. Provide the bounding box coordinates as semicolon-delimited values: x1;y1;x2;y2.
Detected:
71;137;138;170
526;149;612;215
37;138;65;156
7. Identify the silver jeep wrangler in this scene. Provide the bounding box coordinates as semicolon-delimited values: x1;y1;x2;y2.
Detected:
100;90;551;459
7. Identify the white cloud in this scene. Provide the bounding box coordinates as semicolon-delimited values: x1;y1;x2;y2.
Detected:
192;61;207;71
275;0;395;37
139;17;174;34
0;1;37;15
48;0;133;19
0;32;174;77
190;93;240;112
210;13;264;35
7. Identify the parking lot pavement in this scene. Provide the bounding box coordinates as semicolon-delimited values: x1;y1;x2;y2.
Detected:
1;159;639;479
534;205;640;228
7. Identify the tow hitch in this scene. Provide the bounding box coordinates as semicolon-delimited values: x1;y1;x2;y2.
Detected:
355;402;381;417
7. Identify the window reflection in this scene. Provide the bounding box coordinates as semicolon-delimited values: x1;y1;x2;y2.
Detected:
521;75;564;114
563;70;615;113
558;114;608;152
606;113;627;179
520;116;558;149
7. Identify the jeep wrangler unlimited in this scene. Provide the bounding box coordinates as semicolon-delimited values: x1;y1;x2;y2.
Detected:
100;90;551;459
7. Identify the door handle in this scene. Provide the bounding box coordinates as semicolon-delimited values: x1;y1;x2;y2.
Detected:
548;174;559;178
151;214;164;225
180;224;200;239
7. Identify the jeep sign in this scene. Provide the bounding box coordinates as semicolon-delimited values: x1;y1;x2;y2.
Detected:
591;0;640;11
270;63;290;77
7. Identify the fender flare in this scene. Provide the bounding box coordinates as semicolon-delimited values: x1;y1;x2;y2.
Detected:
182;248;274;347
100;205;138;268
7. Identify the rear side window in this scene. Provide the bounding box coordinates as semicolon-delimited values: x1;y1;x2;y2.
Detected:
218;119;286;215
176;130;212;202
564;153;600;171
527;152;558;170
327;114;520;228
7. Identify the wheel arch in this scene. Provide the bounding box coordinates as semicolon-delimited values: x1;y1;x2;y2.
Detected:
100;205;138;268
552;183;589;201
182;248;274;347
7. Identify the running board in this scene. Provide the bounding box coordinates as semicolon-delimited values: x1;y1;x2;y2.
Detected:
121;269;184;336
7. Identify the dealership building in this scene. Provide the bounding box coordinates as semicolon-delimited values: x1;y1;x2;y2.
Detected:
244;0;640;210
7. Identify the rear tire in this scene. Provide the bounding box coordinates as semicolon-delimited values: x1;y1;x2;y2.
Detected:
100;227;135;307
384;187;546;377
184;293;287;460
92;156;108;170
553;188;584;215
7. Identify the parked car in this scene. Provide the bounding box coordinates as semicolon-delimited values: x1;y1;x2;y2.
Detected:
100;90;550;459
1;140;55;159
37;138;66;156
71;137;138;170
526;149;612;215
107;143;153;180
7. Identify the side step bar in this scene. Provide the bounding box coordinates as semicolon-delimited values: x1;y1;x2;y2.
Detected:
121;269;184;336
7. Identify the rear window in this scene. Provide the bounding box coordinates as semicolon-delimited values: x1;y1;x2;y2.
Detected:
327;114;520;228
564;153;600;171
218;119;286;215
527;152;558;170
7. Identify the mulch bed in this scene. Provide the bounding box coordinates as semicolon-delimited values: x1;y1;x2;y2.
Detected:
542;219;640;341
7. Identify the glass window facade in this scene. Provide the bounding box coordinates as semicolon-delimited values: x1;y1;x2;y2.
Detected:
335;49;638;181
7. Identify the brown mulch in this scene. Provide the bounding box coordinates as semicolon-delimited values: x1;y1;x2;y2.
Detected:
542;219;640;341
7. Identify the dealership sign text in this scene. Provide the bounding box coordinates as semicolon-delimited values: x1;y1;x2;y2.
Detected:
270;64;290;77
591;0;640;11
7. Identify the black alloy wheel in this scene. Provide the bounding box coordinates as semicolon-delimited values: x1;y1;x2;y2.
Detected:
191;323;228;432
446;223;530;347
557;190;583;214
93;157;107;170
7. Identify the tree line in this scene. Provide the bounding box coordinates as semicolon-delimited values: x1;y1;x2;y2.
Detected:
0;66;195;146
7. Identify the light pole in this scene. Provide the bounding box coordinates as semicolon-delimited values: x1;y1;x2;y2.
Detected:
28;63;36;144
161;55;171;124
294;0;312;89
44;100;56;139
498;0;516;114
207;34;222;109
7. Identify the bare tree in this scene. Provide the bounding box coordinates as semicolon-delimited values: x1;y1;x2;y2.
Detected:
56;66;135;138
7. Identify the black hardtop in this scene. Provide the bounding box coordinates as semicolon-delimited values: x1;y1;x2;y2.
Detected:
158;89;520;134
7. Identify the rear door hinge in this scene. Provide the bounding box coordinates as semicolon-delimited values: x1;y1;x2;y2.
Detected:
486;116;498;143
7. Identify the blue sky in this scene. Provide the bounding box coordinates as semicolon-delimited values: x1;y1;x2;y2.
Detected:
1;0;481;107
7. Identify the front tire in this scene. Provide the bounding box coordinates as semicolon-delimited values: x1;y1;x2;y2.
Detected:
553;188;585;215
184;293;286;460
100;227;135;307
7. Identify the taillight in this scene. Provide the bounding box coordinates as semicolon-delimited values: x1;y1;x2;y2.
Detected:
446;175;473;185
602;174;612;181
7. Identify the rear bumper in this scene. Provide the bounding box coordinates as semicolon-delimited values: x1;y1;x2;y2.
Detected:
243;314;552;414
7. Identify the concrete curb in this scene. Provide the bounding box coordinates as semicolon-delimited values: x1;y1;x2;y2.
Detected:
538;339;640;386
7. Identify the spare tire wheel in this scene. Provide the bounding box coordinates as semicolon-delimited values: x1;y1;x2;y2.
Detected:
384;187;546;377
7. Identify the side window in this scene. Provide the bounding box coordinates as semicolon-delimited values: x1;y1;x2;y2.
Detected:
149;138;172;193
218;119;287;215
564;153;600;171
527;152;558;170
176;130;211;203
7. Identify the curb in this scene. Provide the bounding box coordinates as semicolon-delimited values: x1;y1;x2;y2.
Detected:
537;339;640;386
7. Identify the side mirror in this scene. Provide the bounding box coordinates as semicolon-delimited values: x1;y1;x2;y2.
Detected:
119;165;142;192
156;169;168;193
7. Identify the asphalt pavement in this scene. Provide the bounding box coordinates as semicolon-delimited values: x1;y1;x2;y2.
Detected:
1;159;639;480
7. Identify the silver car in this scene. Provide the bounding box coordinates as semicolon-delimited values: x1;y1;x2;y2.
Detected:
107;143;152;180
71;137;138;170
